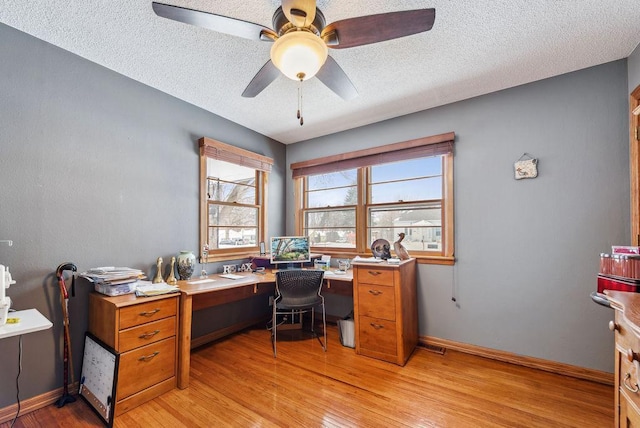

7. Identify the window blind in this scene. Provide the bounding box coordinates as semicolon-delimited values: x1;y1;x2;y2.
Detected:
200;137;273;172
290;132;454;178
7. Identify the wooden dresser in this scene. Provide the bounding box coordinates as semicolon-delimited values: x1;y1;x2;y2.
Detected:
352;258;417;365
605;290;640;426
88;292;178;416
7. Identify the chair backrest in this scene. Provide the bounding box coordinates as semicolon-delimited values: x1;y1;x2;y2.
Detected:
275;270;325;308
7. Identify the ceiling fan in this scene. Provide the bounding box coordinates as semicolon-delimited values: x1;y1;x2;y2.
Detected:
152;1;436;102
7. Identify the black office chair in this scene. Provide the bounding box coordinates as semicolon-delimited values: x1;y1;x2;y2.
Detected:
272;269;326;357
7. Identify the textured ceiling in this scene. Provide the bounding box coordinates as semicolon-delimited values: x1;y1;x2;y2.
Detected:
2;1;640;144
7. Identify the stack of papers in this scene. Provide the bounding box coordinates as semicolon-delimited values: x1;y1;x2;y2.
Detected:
80;267;146;285
81;267;147;296
135;280;180;297
352;256;384;263
219;274;245;280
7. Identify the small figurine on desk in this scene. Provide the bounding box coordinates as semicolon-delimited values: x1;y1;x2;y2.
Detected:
200;244;209;278
166;257;178;285
393;233;410;260
152;257;164;284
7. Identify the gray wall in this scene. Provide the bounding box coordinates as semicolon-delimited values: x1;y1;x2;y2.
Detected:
287;60;630;373
0;23;285;408
629;43;640;92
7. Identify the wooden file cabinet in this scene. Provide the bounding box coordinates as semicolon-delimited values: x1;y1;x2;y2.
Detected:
352;258;417;366
89;292;178;416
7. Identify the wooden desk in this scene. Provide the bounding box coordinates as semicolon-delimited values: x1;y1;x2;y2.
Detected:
176;270;353;389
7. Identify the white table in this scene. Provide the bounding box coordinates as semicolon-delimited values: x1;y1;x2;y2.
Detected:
0;309;52;339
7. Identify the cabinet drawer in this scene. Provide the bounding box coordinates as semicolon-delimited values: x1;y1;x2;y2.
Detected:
620;394;640;427
117;337;176;400
119;298;177;330
616;313;640;353
357;284;395;320
358;315;397;356
119;316;176;353
357;267;394;286
620;352;640;411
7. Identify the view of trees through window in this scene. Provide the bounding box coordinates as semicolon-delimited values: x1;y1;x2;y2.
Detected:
368;156;443;252
301;156;446;254
304;169;357;248
206;158;259;250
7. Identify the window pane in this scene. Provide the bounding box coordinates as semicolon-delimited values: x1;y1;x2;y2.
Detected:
305;209;355;228
207;158;255;182
208;204;257;227
306;170;357;208
208;179;255;203
370;176;442;204
369;204;442;252
307;170;357;190
307;186;357;208
306;229;356;248
209;227;258;249
371;157;442;182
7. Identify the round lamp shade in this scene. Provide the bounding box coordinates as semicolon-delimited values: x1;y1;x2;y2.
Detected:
270;31;328;81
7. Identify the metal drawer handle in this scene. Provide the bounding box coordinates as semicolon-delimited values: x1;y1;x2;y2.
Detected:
139;330;160;339
138;351;160;362
368;290;382;296
367;271;381;276
140;308;160;317
624;373;639;393
370;323;384;330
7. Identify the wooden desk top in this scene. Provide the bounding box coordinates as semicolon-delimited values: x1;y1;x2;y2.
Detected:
605;290;640;336
177;269;353;296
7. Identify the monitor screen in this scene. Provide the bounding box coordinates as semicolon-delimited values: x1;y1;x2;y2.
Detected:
270;236;311;265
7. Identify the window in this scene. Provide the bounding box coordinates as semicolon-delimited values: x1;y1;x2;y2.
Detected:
304;169;358;249
200;137;273;262
292;132;454;264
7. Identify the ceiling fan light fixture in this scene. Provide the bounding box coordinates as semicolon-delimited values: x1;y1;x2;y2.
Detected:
270;30;328;81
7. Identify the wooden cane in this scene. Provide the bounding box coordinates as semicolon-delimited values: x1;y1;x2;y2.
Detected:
59;278;74;385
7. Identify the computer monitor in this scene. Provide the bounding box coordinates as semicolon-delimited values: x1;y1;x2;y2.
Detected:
270;236;311;268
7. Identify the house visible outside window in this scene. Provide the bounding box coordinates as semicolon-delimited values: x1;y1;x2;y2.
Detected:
304;169;358;249
292;132;455;264
199;137;272;262
368;156;444;253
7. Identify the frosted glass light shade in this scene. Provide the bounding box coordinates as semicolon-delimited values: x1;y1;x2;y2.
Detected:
270;31;328;81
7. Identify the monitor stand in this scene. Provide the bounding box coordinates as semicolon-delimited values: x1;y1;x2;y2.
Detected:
276;262;303;271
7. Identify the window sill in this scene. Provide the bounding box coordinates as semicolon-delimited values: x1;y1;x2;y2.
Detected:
204;251;258;263
416;255;455;266
310;250;455;266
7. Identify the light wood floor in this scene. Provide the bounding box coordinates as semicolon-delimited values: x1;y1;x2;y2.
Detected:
3;325;613;427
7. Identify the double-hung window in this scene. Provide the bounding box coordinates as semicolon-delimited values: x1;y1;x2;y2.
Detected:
292;132;455;264
199;137;272;262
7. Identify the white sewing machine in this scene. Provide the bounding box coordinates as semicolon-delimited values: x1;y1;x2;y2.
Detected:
0;264;16;325
0;240;15;325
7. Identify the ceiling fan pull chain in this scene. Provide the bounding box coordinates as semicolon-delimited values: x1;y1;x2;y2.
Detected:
297;74;304;126
297;84;301;120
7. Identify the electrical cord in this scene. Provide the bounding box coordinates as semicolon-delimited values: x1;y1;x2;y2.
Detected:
10;334;23;428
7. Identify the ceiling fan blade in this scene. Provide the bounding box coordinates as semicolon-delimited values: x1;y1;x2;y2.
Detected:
282;0;316;27
321;9;435;49
315;56;358;101
242;60;280;98
152;2;277;41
